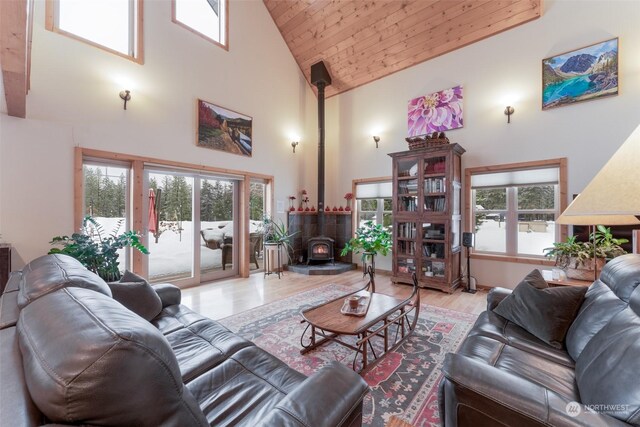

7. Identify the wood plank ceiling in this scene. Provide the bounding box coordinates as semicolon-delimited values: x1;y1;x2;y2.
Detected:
264;0;542;98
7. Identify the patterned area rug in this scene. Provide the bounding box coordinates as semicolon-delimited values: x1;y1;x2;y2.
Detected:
219;284;477;427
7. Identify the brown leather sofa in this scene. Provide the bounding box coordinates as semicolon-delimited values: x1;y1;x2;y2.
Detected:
439;254;640;426
0;254;368;426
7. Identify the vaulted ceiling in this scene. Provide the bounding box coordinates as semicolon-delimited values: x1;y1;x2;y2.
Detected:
264;0;543;98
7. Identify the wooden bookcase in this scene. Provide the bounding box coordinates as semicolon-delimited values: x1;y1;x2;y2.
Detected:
388;144;465;293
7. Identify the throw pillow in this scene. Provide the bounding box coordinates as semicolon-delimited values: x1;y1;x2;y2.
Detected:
108;275;162;321
120;270;147;283
493;269;587;349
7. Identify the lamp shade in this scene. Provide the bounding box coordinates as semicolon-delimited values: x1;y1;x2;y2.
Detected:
558;124;640;223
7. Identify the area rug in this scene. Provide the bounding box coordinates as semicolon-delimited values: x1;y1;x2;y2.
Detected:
219;284;478;427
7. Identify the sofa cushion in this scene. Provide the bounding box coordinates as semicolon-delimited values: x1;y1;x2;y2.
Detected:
187;346;307;426
0;289;19;330
108;281;163;321
18;254;111;308
0;327;43;426
467;310;575;367
154;304;254;382
17;287;208;426
456;334;580;401
493;270;587;349
565;279;628;360
575;287;640;425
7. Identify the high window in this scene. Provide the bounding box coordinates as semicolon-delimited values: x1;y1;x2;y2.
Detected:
173;0;228;49
46;0;143;62
466;159;567;260
355;180;393;228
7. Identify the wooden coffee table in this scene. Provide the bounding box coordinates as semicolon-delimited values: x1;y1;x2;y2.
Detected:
300;271;420;374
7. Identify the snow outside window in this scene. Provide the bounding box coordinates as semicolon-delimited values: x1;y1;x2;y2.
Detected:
471;169;560;258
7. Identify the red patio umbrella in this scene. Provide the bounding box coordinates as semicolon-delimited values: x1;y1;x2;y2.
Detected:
148;189;158;236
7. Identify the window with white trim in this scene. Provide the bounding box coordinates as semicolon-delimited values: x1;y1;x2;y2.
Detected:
355;181;393;228
173;0;228;49
470;164;562;258
47;0;142;61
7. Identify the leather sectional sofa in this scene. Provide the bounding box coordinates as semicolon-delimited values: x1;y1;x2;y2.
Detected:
0;254;368;426
439;254;640;426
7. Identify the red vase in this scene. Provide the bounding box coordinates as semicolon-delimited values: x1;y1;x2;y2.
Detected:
311;206;316;211
332;207;338;211
339;206;344;211
345;206;351;211
325;206;330;212
304;207;310;212
297;207;303;211
289;207;295;212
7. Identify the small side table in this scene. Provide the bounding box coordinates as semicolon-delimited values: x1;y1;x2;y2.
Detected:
0;244;12;295
547;278;592;287
264;242;283;279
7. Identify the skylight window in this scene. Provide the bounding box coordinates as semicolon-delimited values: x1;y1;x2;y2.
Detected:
173;0;228;49
46;0;142;63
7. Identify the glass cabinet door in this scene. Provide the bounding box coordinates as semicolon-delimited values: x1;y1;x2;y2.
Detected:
397;158;419;213
422;155;447;213
421;222;446;279
396;221;417;276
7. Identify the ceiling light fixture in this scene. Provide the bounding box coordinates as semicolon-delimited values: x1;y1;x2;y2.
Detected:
373;136;380;148
291;141;299;153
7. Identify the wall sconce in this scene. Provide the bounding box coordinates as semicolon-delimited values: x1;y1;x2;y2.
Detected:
291;141;299;153
373;135;380;148
119;90;131;110
504;106;514;123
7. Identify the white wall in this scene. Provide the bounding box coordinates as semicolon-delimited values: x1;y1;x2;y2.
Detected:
314;0;640;288
0;0;315;269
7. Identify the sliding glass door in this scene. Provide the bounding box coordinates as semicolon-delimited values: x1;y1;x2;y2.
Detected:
145;169;239;285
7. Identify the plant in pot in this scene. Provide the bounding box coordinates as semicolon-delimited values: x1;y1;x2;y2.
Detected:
544;225;627;280
49;216;149;282
261;216;298;268
340;220;392;275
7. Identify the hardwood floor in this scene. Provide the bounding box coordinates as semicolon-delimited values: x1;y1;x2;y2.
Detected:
181;269;487;320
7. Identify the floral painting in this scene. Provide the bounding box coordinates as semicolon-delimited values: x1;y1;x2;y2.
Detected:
197;99;252;157
542;38;618;110
407;85;463;137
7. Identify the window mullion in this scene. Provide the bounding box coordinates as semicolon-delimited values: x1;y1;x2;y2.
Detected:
505;187;518;255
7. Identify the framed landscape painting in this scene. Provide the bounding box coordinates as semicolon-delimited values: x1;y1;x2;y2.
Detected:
197;99;252;157
407;85;463;137
542;38;618;110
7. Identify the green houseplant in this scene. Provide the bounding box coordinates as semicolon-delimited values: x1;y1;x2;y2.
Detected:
544;225;627;280
49;216;149;282
341;220;392;274
261;216;298;264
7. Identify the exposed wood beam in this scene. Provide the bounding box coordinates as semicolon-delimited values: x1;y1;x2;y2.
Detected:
0;0;29;118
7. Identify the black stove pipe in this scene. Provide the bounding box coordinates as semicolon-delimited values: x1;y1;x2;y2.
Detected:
310;61;332;236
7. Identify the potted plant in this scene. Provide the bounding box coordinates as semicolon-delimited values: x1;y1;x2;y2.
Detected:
544;225;627;280
49;216;149;282
340;220;392;274
261;216;298;267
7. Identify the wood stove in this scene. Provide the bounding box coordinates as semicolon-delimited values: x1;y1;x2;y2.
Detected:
307;237;334;265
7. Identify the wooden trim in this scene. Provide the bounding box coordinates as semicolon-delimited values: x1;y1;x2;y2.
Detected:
78;147;273;181
73;147;84;230
44;0;144;64
470;253;555;266
131;160;144;274
171;0;229;51
0;0;29;118
464;157;568;259
239;175;250;278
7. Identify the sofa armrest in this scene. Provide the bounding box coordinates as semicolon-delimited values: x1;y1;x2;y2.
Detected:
486;287;512;311
151;283;181;307
440;353;628;427
256;362;368;427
